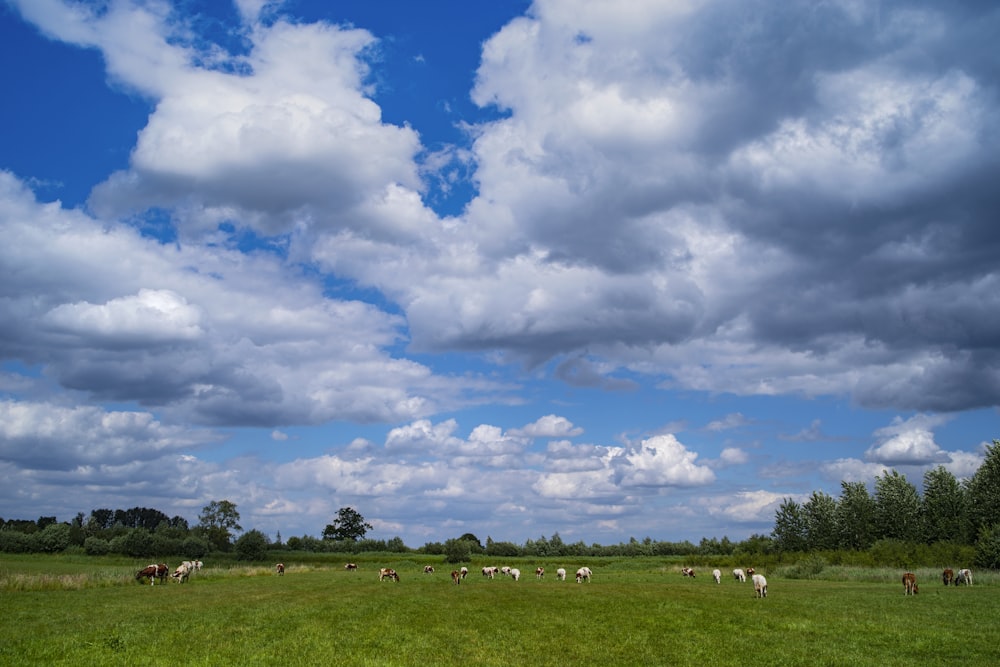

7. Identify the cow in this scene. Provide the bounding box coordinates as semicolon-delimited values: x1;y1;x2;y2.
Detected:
451;570;462;585
482;566;499;579
753;573;768;598
193;560;203;571
713;569;722;584
556;568;567;581
171;563;191;583
423;566;435;574
379;568;399;582
135;564;160;585
902;572;918;595
460;567;468;579
746;567;756;577
511;568;521;581
536;567;545;580
681;567;696;578
957;568;973;586
733;568;746;583
576;567;592;583
942;568;954;586
501;566;512;577
275;563;285;576
345;563;358;571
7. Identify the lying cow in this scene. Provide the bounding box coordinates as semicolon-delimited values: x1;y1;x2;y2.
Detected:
378;568;399;582
902;572;918;595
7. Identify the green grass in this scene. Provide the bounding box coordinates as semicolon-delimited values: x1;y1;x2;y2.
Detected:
0;555;996;666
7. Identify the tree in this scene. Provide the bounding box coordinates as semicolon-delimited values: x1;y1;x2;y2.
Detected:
966;440;1000;539
197;500;242;551
873;471;922;541
921;465;967;543
234;529;271;561
322;507;372;542
802;491;839;551
836;481;877;550
771;498;807;552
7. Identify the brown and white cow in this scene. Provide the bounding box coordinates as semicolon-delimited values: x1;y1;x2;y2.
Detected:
345;563;358;571
957;568;973;586
423;566;435;574
681;567;696;577
135;564;159;585
451;570;461;585
379;568;399;582
275;563;285;576
460;567;468;579
942;568;954;586
535;567;545;580
482;566;499;579
902;572;918;595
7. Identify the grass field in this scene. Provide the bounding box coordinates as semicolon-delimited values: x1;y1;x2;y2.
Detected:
1;555;996;666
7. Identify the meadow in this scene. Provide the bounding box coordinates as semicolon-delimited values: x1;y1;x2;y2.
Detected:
1;554;996;666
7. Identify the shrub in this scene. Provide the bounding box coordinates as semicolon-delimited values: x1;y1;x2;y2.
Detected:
234;529;270;561
785;554;828;579
84;537;110;556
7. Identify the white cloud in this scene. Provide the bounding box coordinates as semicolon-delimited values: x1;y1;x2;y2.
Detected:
865;414;951;465
617;434;715;488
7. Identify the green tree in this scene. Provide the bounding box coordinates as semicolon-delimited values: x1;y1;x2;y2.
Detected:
836;481;877;550
443;537;472;563
921;465;968;544
873;471;922;541
234;529;270;561
802;491;839;551
772;498;807;552
322;507;373;542
974;523;1000;569
197;500;242;551
966;440;1000;539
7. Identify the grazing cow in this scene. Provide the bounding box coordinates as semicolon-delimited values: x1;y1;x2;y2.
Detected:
713;569;722;584
556;568;567;581
135;564;160;585
172;563;191;583
957;568;973;586
460;567;468;579
681;567;696;578
345;563;358;571
482;566;499;579
733;568;746;583
423;566;435;574
193;560;203;571
501;566;512;577
451;570;461;585
536;567;545;580
746;567;756;577
902;572;918;595
379;568;399;582
275;563;285;576
511;568;521;581
942;568;954;586
576;567;592;583
753;574;768;598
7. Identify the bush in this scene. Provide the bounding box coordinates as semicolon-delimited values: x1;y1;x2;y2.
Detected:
181;536;211;559
234;529;270;561
0;530;36;553
974;524;1000;569
785;554;828;579
84;537;111;556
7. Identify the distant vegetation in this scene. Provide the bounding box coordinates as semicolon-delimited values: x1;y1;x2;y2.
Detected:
3;440;998;569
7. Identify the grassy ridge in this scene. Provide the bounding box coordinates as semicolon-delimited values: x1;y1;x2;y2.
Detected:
1;555;996;666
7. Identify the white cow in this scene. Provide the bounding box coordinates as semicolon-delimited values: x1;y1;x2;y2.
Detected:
733;568;746;583
957;568;973;586
171;563;191;583
556;568;567;581
482;566;499;579
576;567;592;583
752;573;768;598
460;567;468;579
501;566;512;577
713;569;722;584
511;568;521;581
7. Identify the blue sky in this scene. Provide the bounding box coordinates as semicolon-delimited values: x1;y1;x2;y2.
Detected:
1;0;997;547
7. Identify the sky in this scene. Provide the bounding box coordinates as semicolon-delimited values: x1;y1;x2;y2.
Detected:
1;0;998;548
